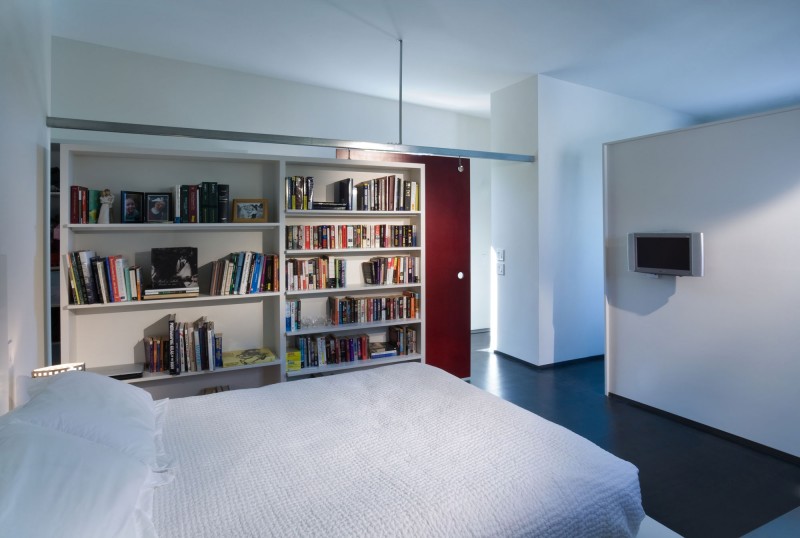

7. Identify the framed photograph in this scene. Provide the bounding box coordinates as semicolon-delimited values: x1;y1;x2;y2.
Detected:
144;192;172;223
120;191;144;223
232;198;268;223
150;246;198;289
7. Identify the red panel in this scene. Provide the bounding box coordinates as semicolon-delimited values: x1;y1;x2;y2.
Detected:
337;150;471;378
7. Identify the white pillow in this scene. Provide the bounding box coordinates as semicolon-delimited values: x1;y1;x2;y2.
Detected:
0;421;159;538
6;371;170;471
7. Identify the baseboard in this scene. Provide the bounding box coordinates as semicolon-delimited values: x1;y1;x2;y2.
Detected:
492;350;603;370
470;328;490;334
609;392;800;466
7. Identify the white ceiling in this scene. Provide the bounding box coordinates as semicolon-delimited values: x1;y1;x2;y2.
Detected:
51;0;800;121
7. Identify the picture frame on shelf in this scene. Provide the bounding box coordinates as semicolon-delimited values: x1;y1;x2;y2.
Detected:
232;198;268;223
120;191;144;223
145;192;172;223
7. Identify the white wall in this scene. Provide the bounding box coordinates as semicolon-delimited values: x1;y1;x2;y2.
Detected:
0;0;51;410
50;38;493;332
491;75;690;366
605;107;800;457
469;158;491;331
490;77;540;359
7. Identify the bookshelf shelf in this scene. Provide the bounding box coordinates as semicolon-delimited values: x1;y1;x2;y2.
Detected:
285;354;421;378
64;291;279;312
286;318;421;337
67;222;280;233
286;247;421;256
126;360;281;385
285;283;421;297
285;210;422;218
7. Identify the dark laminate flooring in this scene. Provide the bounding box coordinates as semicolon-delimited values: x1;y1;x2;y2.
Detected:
468;332;800;538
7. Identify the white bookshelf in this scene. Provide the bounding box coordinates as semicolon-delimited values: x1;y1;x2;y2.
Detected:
281;159;425;376
57;144;425;396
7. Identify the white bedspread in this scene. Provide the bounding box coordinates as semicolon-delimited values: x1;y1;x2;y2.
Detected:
153;363;644;537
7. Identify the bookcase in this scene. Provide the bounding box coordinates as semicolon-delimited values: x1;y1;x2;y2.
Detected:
57;144;425;397
282;160;424;378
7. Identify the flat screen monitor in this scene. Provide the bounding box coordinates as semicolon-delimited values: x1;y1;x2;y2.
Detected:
628;232;703;277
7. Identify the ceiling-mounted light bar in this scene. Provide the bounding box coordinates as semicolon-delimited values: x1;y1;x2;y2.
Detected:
46;117;535;163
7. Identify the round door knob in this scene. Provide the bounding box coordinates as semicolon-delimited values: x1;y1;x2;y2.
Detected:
457;272;464;279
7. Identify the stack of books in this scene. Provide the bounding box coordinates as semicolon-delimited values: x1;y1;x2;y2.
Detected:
143;247;200;300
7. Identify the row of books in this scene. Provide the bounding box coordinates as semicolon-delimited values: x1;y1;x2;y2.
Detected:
66;247;201;305
285;256;346;291
285;175;352;211
173;182;230;223
327;292;420;326
284;176;421;212
361;256;420;285
387;325;419;356
144;314;220;375
284;291;420;331
285;176;314;210
209;251;280;295
286;326;418;371
65;250;144;305
69;186;101;224
288;333;369;369
354;175;420;212
286;224;418;251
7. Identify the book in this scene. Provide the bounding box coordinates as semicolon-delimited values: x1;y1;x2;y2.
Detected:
217;183;230;223
64;253;82;304
285;347;301;371
150;247;198;289
361;261;375;284
141;291;200;300
76;250;99;304
69;185;89;224
221;347;276;368
330;178;354;210
144;286;200;295
70;186;80;224
214;333;223;368
168;313;178;375
88;190;101;223
187;184;198;223
91;257;110;303
114;256;130;301
304;177;314;209
369;341;398;359
205;321;216;371
310;201;348;210
200;181;219;223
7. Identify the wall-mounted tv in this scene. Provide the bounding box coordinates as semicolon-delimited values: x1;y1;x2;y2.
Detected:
628;232;704;277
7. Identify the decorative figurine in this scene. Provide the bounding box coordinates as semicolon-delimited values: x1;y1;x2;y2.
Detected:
98;189;114;224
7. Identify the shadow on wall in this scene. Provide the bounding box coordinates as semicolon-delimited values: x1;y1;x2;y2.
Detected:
605;249;677;316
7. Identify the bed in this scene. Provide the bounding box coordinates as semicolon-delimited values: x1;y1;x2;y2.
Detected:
0;362;645;537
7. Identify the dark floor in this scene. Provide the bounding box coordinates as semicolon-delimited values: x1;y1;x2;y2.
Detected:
468;332;800;538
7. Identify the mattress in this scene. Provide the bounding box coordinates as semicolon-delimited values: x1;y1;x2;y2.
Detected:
153;362;644;537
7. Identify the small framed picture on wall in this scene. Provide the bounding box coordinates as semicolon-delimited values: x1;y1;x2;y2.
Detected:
120;191;144;223
145;192;172;223
232;198;268;223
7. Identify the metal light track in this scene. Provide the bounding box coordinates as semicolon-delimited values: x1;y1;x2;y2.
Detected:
46;117;535;163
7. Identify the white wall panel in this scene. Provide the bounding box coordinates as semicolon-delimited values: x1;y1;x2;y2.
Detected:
605;107;800;457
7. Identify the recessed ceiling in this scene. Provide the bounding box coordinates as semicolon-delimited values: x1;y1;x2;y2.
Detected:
51;0;800;121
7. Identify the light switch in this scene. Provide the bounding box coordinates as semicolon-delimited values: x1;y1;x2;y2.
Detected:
497;248;505;261
497;262;505;276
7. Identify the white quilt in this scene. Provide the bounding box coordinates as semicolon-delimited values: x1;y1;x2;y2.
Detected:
153;363;644;537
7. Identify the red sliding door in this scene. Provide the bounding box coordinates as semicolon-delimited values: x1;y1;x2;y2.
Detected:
336;150;471;378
